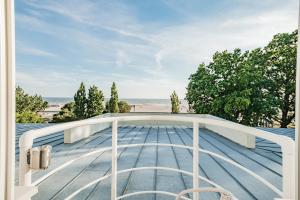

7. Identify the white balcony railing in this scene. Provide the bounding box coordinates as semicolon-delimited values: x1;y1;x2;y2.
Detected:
18;115;295;200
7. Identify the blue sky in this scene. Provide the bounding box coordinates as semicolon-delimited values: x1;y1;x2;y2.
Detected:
16;0;298;98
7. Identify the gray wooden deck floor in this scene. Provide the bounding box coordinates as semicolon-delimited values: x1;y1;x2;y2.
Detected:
15;124;295;200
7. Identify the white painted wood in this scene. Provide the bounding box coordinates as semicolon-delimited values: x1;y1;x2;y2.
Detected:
111;120;118;200
0;0;15;199
282;143;295;199
15;186;37;200
193;122;199;200
19;144;31;186
295;1;300;199
64;123;110;143
204;115;256;148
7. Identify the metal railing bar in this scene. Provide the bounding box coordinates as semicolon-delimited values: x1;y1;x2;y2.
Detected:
192;122;199;200
172;127;221;199
117;190;191;200
179;127;272;199
65;166;235;200
18;115;295;199
33;126;135;187
19;115;294;149
111;120;118;200
84;126;143;200
153;126;159;200
48;127;136;200
31;142;282;196
204;130;282;177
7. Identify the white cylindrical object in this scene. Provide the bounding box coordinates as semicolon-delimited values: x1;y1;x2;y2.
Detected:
193;121;199;200
111;120;118;200
295;3;300;199
0;0;16;199
29;147;41;170
40;145;52;169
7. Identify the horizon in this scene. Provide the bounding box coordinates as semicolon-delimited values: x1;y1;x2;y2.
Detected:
16;0;298;99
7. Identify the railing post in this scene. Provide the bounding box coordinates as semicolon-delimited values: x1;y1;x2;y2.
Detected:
193;121;199;200
19;134;33;187
19;145;31;186
111;120;118;200
282;143;295;199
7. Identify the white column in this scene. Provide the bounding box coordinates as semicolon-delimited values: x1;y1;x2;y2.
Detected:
295;2;300;199
282;144;295;199
193;122;199;200
111;120;118;200
0;0;15;200
19;145;32;186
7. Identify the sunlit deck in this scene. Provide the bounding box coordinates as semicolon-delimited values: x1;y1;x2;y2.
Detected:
15;123;294;200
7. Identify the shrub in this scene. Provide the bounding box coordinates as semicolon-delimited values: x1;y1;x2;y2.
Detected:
118;101;131;113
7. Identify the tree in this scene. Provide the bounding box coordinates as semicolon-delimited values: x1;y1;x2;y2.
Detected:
118;101;131;113
16;86;48;113
170;91;180;114
16;86;48;123
16;112;45;123
264;30;297;127
186;48;277;126
109;82;119;113
74;82;87;119
52;102;76;122
87;85;104;117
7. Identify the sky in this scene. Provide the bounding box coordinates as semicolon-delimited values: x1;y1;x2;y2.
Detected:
15;0;298;99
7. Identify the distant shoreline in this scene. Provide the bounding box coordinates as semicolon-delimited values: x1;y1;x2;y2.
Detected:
40;97;189;119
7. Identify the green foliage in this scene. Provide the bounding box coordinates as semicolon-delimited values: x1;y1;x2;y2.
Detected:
186;30;297;127
16;86;48;123
74;82;87;119
170;91;180;114
16;86;48;113
16;111;45;123
118;101;131;113
52;102;76;122
87;85;104;117
109;82;119;113
103;101;110;113
186;48;277;126
54;84;105;122
264;30;297;127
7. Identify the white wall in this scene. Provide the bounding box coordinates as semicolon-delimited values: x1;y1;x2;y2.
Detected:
204;115;256;149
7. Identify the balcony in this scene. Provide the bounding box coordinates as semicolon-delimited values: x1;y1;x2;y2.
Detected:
15;114;295;200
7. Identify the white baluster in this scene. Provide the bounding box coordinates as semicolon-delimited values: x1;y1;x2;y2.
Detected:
111;120;118;200
193;122;199;200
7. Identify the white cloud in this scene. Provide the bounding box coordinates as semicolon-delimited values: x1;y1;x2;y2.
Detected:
16;0;298;98
17;42;57;57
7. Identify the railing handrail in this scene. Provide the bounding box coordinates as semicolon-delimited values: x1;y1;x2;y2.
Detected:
19;115;294;148
18;115;295;199
64;166;236;200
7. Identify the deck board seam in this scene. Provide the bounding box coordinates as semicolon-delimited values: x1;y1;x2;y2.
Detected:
85;126;143;200
120;127;152;195
181;127;258;200
47;126;134;199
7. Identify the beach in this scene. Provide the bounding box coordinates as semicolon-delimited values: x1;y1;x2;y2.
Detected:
40;98;190;119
